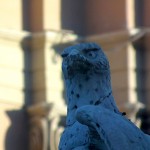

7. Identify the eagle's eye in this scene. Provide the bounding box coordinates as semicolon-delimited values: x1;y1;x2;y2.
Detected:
85;51;97;59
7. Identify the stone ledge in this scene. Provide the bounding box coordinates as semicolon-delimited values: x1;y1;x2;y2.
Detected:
0;29;31;42
85;28;147;50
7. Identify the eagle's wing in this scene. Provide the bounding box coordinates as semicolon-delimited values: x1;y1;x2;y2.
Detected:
76;105;150;150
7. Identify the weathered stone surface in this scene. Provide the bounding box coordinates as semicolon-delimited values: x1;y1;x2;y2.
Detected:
59;43;150;150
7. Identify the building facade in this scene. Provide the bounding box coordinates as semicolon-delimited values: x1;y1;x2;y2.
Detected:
0;0;150;150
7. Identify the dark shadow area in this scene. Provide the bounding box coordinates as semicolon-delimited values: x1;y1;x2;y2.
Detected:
135;0;144;27
22;36;33;106
133;39;150;135
5;37;32;150
22;0;30;30
5;110;28;150
61;0;86;36
133;39;146;104
134;0;150;135
136;108;150;135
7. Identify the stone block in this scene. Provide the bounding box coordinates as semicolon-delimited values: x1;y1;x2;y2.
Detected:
33;90;46;103
32;70;46;90
0;0;22;30
105;48;128;71
0;67;24;89
113;89;129;107
0;45;24;69
47;89;64;103
0;86;24;104
44;0;61;30
111;70;128;90
32;49;45;71
47;76;64;91
128;69;138;89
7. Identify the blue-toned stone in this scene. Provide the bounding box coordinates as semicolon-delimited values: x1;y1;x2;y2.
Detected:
59;43;150;150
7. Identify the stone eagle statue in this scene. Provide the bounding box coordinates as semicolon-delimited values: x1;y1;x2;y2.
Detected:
59;43;150;150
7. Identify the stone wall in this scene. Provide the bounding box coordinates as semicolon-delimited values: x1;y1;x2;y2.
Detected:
0;30;30;150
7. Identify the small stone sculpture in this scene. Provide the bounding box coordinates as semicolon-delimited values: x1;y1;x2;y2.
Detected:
59;43;150;150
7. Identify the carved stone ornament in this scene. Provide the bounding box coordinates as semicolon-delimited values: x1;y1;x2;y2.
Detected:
27;102;52;150
59;43;150;150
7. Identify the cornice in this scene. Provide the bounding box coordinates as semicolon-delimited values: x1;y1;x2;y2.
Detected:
84;28;146;50
0;29;31;42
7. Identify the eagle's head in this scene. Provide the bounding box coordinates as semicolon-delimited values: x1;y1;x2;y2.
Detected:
61;43;109;79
